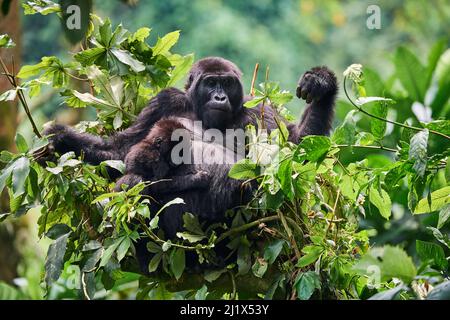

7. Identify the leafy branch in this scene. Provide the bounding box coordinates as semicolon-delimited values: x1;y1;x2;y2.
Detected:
343;77;450;141
0;56;42;138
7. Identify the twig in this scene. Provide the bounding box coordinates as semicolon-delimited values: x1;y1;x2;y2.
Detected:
343;77;450;141
0;56;42;138
250;63;259;96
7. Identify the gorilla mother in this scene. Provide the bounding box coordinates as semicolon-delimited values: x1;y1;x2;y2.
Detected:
45;57;338;165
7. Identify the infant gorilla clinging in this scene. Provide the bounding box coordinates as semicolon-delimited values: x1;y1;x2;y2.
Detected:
115;115;252;270
115;115;252;268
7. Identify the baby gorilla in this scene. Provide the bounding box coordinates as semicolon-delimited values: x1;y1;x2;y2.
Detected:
115;116;251;271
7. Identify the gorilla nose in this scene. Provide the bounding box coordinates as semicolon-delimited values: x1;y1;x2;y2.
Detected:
214;94;227;103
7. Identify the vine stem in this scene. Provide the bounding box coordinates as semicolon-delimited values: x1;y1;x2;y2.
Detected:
0;56;42;138
336;144;397;153
343;77;450;141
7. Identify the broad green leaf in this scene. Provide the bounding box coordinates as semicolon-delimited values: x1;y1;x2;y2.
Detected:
0;283;24;300
74;47;107;66
437;204;450;229
297;136;331;162
17;58;53;78
129;27;151;42
414;186;450;214
426;281;450;300
148;252;162;273
331;110;357;145
110;48;145;73
170;248;185;280
101;160;125;174
369;186;392;219
167;54;194;86
195;285;209;300
228;158;257;179
152;31;180;56
296;245;323;268
368;285;408;300
294;271;321;300
394;46;427;102
353;245;416;283
15;133;28;153
12;157;30;197
263;240;285;264
45;232;70;286
416;240;447;270
370;102;388;140
243;97;264;108
408;129;429;177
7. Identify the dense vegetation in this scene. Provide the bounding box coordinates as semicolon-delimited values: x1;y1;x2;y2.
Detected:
0;1;449;300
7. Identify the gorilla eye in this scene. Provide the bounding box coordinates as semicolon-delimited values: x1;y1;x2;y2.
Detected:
205;78;216;87
223;77;233;87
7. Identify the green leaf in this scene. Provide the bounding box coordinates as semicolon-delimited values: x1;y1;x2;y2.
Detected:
426;281;450;300
15;133;28;153
22;0;60;15
394;46;427;102
148;252;162;273
195;285;209;300
424;120;450;135
110;48;145;73
408;129;429;178
296;245;323;268
414;186;450;214
0;34;15;48
243;97;264;108
368;285;408;300
437;204;450;229
176;232;205;243
17;58;53;78
331;110;357;145
167;54;194;87
155;198;185;216
0;283;24;300
416;240;447;270
170;248;185;280
369;186;392;219
74;47;107;66
129;27;151;42
294;271;321;300
101;160;125;174
297;136;331;162
45;232;70;286
263;240;285;264
152;31;180;56
11;157;30;197
228;158;257;179
355;96;394;106
353;245;416;283
370;102;388;140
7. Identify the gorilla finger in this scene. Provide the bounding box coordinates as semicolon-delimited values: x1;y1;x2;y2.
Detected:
296;85;303;99
306;94;313;104
301;89;308;100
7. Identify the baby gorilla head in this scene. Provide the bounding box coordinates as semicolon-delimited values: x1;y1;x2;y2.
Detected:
124;118;187;179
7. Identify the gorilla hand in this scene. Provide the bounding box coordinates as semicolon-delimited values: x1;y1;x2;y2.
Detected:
296;66;338;104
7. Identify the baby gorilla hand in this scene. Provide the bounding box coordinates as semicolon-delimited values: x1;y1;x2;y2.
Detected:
296;66;338;104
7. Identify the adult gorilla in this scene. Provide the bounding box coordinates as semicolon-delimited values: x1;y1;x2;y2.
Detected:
43;57;338;167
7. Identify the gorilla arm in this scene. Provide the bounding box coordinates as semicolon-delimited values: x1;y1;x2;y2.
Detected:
289;66;338;142
40;87;191;164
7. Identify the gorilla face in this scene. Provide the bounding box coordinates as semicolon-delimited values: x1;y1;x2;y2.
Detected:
194;74;243;130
